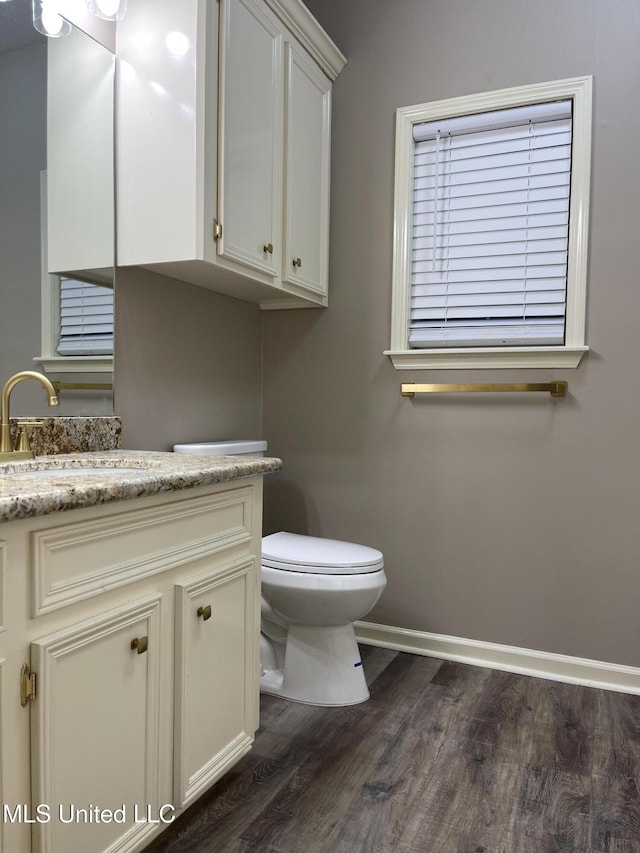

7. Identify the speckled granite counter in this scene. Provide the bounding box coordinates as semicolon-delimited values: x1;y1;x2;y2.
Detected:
0;450;282;523
8;416;121;455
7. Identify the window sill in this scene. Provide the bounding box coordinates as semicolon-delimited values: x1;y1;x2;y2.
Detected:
384;346;589;370
34;356;113;375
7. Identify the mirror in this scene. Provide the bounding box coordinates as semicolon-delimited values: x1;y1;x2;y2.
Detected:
0;0;115;416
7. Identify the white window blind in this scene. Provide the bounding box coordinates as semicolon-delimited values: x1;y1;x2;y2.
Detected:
57;277;114;356
410;100;573;348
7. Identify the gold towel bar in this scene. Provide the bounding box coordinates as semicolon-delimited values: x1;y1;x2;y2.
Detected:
401;382;567;398
52;382;113;393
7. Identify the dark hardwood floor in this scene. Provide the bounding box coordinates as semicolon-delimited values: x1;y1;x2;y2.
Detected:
143;647;640;852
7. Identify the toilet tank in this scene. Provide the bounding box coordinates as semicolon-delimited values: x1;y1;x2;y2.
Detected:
173;440;267;458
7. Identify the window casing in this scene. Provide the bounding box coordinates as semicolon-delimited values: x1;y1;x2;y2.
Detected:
386;77;592;370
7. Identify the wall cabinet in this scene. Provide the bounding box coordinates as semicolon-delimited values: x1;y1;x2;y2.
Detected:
0;478;262;853
116;0;344;309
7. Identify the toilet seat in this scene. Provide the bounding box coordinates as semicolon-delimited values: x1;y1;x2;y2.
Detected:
262;532;384;575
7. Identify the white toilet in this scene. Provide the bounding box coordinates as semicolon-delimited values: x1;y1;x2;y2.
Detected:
173;440;387;706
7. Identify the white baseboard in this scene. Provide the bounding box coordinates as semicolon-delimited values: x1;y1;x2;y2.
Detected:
354;620;640;695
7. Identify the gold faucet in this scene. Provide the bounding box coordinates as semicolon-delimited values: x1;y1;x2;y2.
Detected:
0;371;59;461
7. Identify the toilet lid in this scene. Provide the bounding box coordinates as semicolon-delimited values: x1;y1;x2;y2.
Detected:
262;532;384;575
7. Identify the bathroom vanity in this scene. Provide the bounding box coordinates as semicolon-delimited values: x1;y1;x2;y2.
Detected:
0;450;282;853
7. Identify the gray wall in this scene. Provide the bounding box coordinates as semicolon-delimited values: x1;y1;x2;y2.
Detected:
262;0;640;666
115;267;262;450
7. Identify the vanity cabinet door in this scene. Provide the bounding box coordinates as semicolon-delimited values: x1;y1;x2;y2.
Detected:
282;42;332;301
30;597;161;853
217;0;284;279
173;556;258;809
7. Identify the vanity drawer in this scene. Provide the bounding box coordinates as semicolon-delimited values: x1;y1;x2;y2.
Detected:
30;486;254;615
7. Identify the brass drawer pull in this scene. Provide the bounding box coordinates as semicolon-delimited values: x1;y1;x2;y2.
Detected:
292;257;302;268
197;604;212;621
263;242;274;254
131;636;148;654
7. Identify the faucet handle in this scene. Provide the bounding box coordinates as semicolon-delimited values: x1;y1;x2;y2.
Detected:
14;420;44;454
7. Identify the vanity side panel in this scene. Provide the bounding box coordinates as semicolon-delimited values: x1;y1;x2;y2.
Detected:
0;546;4;852
0;540;5;634
0;656;4;853
0;527;34;853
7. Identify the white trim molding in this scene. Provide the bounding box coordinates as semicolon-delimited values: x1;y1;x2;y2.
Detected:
385;345;589;370
35;356;114;374
265;0;346;81
355;620;640;695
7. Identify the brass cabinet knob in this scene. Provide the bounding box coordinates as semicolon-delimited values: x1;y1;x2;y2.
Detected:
197;604;212;621
263;243;274;254
130;636;149;654
292;257;302;268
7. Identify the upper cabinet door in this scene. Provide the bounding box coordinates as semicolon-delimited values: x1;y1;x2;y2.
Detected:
218;0;284;278
282;42;332;301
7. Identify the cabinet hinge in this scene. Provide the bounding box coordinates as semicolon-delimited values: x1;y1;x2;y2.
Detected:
213;219;222;240
20;664;36;706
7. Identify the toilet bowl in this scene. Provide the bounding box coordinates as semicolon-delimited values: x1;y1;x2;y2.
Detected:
173;440;387;706
261;531;385;705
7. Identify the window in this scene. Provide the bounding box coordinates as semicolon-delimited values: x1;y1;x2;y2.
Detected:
38;271;114;374
57;277;114;356
386;77;592;369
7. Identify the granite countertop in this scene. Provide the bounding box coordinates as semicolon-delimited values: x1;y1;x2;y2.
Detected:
0;450;283;523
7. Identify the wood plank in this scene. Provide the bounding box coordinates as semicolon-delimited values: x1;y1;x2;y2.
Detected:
329;661;514;852
465;673;596;775
591;773;640;852
142;649;640;853
237;652;444;851
141;750;299;852
593;689;640;778
505;765;592;853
